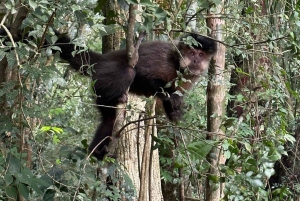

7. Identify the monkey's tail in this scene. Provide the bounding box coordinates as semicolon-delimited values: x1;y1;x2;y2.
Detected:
0;28;96;76
54;31;98;76
89;106;117;160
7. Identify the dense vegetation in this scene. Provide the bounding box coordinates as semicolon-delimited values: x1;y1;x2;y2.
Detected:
0;0;299;200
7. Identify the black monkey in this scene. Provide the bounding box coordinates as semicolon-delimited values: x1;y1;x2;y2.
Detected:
53;32;217;160
0;29;217;159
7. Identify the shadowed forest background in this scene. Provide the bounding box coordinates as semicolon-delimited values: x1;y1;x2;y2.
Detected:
0;0;300;201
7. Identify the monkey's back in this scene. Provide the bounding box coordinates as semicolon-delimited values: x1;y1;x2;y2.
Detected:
130;41;179;96
91;40;180;97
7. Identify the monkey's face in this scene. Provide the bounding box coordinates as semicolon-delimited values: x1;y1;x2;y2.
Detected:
179;46;212;75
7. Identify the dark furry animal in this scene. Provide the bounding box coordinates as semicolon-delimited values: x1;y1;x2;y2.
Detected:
53;32;217;159
1;28;217;159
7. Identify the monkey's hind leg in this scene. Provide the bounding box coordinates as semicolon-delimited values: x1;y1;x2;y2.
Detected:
89;104;117;160
89;67;136;160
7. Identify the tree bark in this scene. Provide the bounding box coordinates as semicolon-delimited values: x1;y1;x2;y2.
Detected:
116;96;163;201
101;0;121;53
205;2;226;201
101;1;163;200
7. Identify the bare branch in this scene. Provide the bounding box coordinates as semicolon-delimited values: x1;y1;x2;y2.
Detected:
126;3;138;67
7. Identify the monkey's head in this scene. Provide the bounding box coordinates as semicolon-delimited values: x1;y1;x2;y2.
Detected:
178;33;217;75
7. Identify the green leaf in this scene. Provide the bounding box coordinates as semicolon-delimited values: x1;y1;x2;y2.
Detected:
246;158;257;166
264;168;275;178
0;50;6;61
251;179;264;188
125;0;139;4
5;186;17;200
140;0;152;6
5;174;14;186
289;31;295;39
187;140;215;159
40;126;51;132
174;161;185;168
6;52;17;68
284;134;295;143
29;0;38;10
74;10;88;24
154;7;167;20
164;81;172;88
43;189;56;201
52;127;63;134
207;174;219;183
53;134;61;144
244;142;252;152
18;183;29;200
56;158;61;165
268;153;281;161
7;155;21;174
174;90;183;97
50;45;61;52
14;167;33;185
81;139;88;148
40;126;63;134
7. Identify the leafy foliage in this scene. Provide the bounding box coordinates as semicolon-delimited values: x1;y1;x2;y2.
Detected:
0;0;300;200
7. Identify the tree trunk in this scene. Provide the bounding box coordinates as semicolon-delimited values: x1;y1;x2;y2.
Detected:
101;0;122;53
101;1;163;200
205;1;226;201
116;96;163;201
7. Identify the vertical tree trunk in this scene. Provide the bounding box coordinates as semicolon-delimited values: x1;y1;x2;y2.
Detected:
101;0;121;53
101;2;163;200
117;96;163;201
205;1;226;201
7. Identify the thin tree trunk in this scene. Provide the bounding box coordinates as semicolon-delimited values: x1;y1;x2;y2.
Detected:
205;1;226;201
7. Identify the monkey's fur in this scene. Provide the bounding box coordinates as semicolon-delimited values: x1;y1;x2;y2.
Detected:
0;29;217;159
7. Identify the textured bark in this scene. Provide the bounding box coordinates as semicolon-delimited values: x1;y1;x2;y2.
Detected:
117;96;163;201
102;2;163;200
101;0;121;53
205;2;226;201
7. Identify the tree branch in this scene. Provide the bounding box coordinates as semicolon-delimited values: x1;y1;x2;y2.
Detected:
185;3;214;27
126;3;138;67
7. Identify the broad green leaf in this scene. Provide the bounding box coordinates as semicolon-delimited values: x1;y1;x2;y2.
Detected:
154;7;167;19
4;174;14;186
28;0;38;10
207;174;219;183
140;0;152;6
5;186;17;200
18;183;29;200
7;155;21;174
187;140;215;159
251;179;264;188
